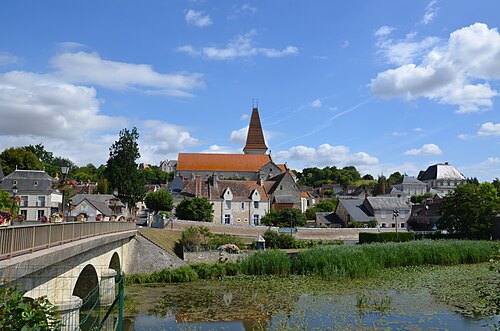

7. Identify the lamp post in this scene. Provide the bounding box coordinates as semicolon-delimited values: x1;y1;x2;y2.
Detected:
11;185;18;225
61;162;69;222
393;209;400;233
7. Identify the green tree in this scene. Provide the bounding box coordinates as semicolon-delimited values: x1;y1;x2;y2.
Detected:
305;199;338;220
175;197;214;222
362;174;374;180
387;172;403;186
141;166;173;184
144;189;173;213
261;208;306;228
104;127;146;208
0;148;43;175
372;175;388;196
493;178;500;191
0;286;61;330
23;143;54;164
438;182;500;239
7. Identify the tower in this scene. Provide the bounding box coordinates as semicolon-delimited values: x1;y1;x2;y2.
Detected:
243;107;268;154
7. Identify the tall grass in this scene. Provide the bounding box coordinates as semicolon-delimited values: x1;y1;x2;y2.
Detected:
291;240;495;279
239;250;291;276
125;265;198;285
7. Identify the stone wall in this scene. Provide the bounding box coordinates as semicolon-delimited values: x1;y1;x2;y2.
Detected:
183;251;245;264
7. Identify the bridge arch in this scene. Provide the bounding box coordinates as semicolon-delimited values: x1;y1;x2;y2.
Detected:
109;252;121;274
73;264;99;310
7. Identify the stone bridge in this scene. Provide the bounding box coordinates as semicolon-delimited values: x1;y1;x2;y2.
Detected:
0;222;138;330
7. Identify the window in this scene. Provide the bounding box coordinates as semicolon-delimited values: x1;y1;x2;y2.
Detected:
20;210;27;220
241;202;245;211
400;210;405;219
244;218;248;223
34;181;38;186
13;180;17;185
280;185;283;190
224;214;231;224
225;201;231;210
401;222;406;228
391;223;395;228
381;210;386;219
253;201;259;209
236;218;241;223
37;196;46;207
253;214;260;225
20;196;28;207
381;223;386;228
37;210;45;220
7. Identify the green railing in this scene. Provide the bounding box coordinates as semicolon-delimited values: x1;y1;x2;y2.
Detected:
0;222;136;260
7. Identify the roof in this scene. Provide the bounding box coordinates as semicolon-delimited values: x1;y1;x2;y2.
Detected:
401;176;427;185
71;194;125;208
177;153;272;172
243;107;268;153
274;196;295;204
0;170;53;192
338;199;374;221
420;163;465;181
81;198;114;216
301;191;310;198
181;178;268;201
315;212;343;226
0;164;4;181
366;197;410;210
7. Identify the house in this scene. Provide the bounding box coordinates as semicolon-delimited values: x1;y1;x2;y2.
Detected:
315;212;342;228
392;176;428;197
160;159;177;173
0;164;4;182
300;191;315;213
69;194;127;221
408;197;442;230
420;162;466;196
180;175;270;225
334;196;411;228
264;171;303;211
0;169;62;221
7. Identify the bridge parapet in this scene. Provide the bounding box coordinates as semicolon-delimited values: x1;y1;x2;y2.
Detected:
0;221;136;260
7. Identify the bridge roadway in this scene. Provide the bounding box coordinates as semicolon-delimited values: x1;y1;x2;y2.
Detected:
0;221;137;330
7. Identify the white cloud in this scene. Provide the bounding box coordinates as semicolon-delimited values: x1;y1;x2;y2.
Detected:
51;51;204;97
275;143;378;169
421;0;438;25
458;133;473;140
404;143;442;156
371;23;500;113
477;122;500;136
229;126;249;146
0;52;19;65
185;9;213;27
374;26;395;37
177;30;298;60
228;3;257;19
240;114;249;121
200;145;242;154
458;157;500;182
376;35;440;66
391;131;407;137
413;127;424;132
310;99;322;108
140;120;199;156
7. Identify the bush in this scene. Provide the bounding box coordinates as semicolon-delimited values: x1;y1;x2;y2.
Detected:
175;197;214;222
347;220;365;228
261;208;307;227
209;233;245;249
359;232;415;244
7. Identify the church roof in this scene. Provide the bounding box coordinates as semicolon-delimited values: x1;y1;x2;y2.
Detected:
243;107;268;153
420;163;465;181
177;153;272;172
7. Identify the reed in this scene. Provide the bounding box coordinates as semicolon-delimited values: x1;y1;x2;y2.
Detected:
239;250;291;276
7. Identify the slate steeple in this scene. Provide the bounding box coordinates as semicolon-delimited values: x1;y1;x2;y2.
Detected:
243;106;268;154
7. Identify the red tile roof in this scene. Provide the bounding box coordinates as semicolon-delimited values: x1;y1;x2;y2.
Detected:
243;107;267;152
177;153;272;172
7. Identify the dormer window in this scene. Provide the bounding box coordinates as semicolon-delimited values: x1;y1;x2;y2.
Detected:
13;180;17;185
34;181;38;186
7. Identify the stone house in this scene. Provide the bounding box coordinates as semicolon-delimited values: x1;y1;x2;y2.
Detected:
160;159;177;173
180;176;270;226
0;169;62;221
420;162;466;196
392;176;428;197
69;194;127;221
264;171;303;211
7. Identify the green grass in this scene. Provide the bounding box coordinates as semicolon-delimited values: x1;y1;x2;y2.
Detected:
138;228;182;256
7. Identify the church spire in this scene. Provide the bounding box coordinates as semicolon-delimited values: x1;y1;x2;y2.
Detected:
243;106;268;154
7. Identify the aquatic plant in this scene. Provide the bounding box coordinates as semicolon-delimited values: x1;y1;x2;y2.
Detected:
240;250;291;276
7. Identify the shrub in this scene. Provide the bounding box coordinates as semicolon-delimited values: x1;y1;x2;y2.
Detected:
347;220;365;228
209;233;245;249
240;250;291;276
359;232;415;244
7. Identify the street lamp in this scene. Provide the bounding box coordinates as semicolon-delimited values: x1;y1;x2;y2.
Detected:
11;185;19;225
393;209;400;233
61;162;69;222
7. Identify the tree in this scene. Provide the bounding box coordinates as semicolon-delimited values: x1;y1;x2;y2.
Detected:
0;148;43;175
144;189;173;213
141;166;173;184
104;127;145;208
387;172;403;186
410;193;434;204
438;182;500;239
493;178;500;191
261;208;307;228
23;143;54;164
372;175;388;196
0;286;61;330
305;199;338;220
362;174;374;180
175;197;214;222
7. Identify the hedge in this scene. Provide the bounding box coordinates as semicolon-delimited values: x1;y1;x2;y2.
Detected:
359;232;415;244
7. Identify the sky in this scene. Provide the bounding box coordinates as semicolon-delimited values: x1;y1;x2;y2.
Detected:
0;0;499;181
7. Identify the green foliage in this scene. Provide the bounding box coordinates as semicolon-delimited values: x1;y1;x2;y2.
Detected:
305;199;338;220
209;233;245;249
0;286;61;330
347;220;366;228
175;197;214;222
126;265;199;284
0;147;43;175
386;172;404;186
141;167;173;185
359;232;415;244
240;250;291;276
104;127;146;207
410;193;434;204
407;216;432;231
261;208;306;227
438;182;500;239
291;240;495;279
296;166;361;188
367;220;378;228
362;174;374;180
372;175;388;196
190;262;240;279
0;191;12;211
144;189;173;212
178;226;213;247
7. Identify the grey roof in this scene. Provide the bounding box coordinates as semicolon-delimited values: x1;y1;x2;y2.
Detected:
338;199;374;221
366;197;410;210
0;164;4;181
402;176;427;185
315;212;342;225
71;194;125;208
274;195;295;204
0;170;53;192
420;163;465;181
82;198;114;216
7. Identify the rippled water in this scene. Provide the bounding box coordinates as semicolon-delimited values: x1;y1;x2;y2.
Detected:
124;273;498;331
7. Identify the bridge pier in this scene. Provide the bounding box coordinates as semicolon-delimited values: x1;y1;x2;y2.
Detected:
55;295;83;331
100;268;118;330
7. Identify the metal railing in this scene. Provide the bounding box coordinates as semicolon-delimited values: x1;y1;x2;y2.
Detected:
0;221;136;260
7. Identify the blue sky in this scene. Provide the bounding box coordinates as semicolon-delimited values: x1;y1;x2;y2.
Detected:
0;1;499;181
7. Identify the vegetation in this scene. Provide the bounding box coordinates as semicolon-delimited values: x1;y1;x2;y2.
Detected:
144;189;173;213
305;199;338;220
175;197;214;222
141;166;173;185
410;192;434;204
261;208;306;228
359;232;415;244
175;226;245;256
126;265;199;284
0;147;43;175
439;182;500;239
296;166;361;188
138;228;181;256
240;250;291;276
104;127;146;208
0;286;61;330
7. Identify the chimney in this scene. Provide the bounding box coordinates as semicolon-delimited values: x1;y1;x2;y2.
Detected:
195;175;202;197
